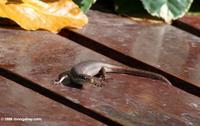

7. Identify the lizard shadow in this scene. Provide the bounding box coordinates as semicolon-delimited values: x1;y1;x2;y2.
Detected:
59;76;109;89
61;77;108;89
60;78;83;89
54;70;110;89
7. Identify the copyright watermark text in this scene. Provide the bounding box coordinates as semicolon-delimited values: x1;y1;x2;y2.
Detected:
1;117;42;122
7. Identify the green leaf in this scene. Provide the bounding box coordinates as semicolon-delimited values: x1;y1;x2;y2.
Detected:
140;0;193;23
114;0;148;16
73;0;97;13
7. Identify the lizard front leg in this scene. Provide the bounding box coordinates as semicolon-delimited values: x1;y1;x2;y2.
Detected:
53;71;70;85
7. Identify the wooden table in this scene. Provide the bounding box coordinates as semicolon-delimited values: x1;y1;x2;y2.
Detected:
0;9;199;126
173;15;200;37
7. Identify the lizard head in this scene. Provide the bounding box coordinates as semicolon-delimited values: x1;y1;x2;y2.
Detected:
53;71;70;85
53;74;69;85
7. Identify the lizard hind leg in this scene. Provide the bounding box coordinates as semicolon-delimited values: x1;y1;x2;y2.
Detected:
92;67;107;88
97;67;106;80
93;77;105;87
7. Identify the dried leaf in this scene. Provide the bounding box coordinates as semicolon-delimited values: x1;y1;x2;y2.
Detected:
0;0;88;33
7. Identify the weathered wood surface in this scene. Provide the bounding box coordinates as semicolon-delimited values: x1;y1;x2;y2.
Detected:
180;15;200;30
0;27;199;126
173;15;200;37
64;10;200;92
0;77;105;126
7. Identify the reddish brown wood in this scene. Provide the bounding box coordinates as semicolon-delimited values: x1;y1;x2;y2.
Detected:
65;10;200;91
173;15;200;37
0;77;105;126
0;27;199;126
180;15;200;30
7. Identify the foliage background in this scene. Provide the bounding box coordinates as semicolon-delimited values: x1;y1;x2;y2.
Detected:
73;0;199;23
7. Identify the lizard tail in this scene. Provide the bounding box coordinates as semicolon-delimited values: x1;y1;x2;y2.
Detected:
105;67;172;85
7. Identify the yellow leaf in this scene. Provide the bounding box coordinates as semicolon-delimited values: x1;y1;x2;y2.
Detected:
0;0;88;33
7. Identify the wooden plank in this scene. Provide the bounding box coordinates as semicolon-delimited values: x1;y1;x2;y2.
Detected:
0;27;199;126
180;16;200;30
173;15;200;37
62;10;200;93
0;77;105;126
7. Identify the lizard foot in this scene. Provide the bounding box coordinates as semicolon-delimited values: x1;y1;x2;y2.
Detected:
52;79;62;85
94;82;105;87
93;78;105;87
